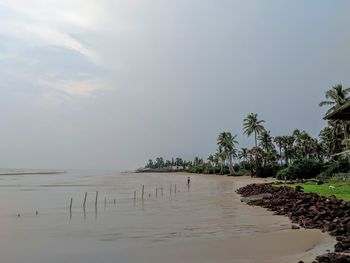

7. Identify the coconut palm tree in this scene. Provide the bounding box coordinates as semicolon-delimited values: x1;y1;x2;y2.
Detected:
258;130;275;166
320;85;350;150
216;147;226;175
319;122;344;158
247;147;264;177
258;130;275;152
238;148;249;170
207;155;216;174
274;136;284;165
217;132;238;175
243;113;265;147
319;84;350;114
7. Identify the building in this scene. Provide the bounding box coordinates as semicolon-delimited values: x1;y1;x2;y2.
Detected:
325;101;350;121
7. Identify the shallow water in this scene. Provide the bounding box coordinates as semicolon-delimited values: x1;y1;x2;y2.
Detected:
0;171;333;263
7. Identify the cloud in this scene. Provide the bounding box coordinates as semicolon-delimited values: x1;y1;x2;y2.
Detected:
0;1;103;64
38;78;107;97
25;24;101;64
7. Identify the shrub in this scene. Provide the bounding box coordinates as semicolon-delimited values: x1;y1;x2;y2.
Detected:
235;169;251;176
318;158;350;180
186;165;203;174
276;159;324;180
256;166;278;178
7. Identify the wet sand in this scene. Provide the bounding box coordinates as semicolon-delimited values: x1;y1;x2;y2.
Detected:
0;171;335;263
130;229;334;263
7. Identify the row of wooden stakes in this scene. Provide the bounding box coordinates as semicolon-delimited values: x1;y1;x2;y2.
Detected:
69;184;182;212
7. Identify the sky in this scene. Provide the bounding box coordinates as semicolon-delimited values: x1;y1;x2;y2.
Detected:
0;0;350;170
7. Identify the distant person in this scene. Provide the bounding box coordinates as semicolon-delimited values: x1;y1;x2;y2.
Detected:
187;177;191;185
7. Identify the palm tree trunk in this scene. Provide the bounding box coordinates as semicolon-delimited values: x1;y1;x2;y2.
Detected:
278;146;282;166
228;155;235;175
254;131;257;147
220;160;224;175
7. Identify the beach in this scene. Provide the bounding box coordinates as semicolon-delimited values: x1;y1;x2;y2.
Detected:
0;171;334;263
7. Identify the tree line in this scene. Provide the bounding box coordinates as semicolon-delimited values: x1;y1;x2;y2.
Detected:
144;84;350;179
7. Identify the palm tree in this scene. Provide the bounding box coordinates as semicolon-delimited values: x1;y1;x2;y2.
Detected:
243;113;265;147
258;130;275;152
238;148;249;170
217;132;238;175
207;155;216;174
247;147;264;177
320;85;350;151
319;84;350;114
258;130;275;166
216;147;226;175
319;122;344;158
274;136;284;165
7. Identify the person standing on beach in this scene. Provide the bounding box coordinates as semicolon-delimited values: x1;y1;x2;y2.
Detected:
187;177;191;185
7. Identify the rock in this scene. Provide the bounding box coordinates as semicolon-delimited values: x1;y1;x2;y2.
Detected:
292;224;300;229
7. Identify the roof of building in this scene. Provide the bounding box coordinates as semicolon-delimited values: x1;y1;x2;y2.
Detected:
324;101;350;120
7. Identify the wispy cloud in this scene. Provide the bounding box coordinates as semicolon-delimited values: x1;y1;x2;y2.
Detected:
38;78;107;97
0;0;104;64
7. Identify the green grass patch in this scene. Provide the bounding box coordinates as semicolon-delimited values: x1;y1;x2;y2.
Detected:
275;182;350;201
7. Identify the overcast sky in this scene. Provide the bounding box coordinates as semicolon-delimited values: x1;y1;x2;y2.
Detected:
0;0;350;170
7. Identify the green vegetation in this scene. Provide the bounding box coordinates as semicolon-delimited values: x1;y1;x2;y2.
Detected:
143;84;350;179
276;159;324;180
276;181;350;201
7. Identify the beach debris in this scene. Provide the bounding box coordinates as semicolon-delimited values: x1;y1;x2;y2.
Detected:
35;211;38;215
17;213;20;217
291;225;300;230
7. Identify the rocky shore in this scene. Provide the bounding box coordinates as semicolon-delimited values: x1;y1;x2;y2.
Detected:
237;183;350;263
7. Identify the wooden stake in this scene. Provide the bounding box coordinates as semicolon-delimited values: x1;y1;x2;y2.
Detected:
70;197;73;212
175;184;177;195
134;190;136;201
142;185;144;200
83;192;87;208
95;191;98;208
156;188;158;199
170;184;172;196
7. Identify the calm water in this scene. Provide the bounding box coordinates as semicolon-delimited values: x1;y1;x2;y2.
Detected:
0;171;329;263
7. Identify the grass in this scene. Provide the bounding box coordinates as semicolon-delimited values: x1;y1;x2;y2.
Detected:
275;180;350;201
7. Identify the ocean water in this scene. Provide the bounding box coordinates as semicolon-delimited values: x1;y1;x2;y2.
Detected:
0;171;331;263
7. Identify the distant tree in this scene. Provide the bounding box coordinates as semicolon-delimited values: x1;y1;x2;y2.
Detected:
217;131;238;175
155;157;164;168
243;113;265;147
165;160;172;167
258;130;275;152
145;159;154;169
274;136;284;165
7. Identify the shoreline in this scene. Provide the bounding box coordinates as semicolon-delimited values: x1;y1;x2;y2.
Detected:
237;182;350;262
0;171;66;176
